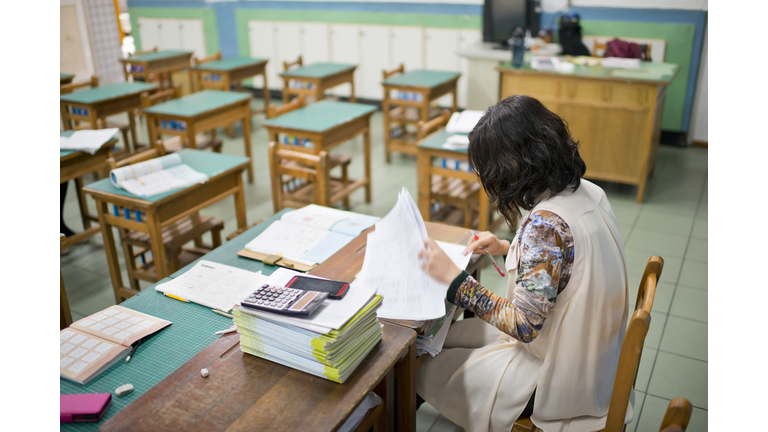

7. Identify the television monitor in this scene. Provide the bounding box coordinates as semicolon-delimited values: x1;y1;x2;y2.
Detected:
482;0;532;46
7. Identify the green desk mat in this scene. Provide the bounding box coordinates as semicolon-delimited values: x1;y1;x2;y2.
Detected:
85;149;249;202
128;50;193;62
60;278;233;431
419;129;468;154
382;69;461;88
280;62;355;78
60;82;158;104
262;100;375;133
171;208;294;278
193;57;267;71
142;90;251;118
60;130;118;158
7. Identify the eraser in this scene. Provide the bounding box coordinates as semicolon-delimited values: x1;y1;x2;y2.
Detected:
201;368;209;378
115;384;134;397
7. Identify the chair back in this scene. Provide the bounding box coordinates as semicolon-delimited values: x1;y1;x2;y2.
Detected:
60;75;99;95
283;55;303;72
659;398;692;432
416;109;452;140
195;50;222;66
382;63;405;79
603;256;663;431
131;46;158;56
141;84;181;109
268;141;330;212
266;94;306;119
592;40;607;57
107;141;167;170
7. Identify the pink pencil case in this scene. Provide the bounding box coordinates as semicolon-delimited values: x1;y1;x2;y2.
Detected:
60;393;112;423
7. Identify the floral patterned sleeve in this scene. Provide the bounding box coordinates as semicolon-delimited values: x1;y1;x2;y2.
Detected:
447;210;574;343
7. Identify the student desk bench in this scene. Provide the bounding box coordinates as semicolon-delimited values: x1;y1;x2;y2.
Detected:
280;63;357;103
83;149;251;303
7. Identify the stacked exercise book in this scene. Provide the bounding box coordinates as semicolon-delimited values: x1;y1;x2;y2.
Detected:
232;268;383;384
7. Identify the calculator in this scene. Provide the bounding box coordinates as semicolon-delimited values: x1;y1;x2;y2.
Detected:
240;284;328;316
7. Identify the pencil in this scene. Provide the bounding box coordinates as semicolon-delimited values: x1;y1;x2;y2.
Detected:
212;309;234;319
470;230;506;277
165;293;190;302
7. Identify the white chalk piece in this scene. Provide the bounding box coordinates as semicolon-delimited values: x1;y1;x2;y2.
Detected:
115;384;134;397
201;368;210;378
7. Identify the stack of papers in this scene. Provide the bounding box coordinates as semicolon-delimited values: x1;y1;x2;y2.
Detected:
416;304;456;357
601;57;641;68
60;128;119;154
110;153;208;198
442;134;470;149
233;268;383;383
446;110;485;133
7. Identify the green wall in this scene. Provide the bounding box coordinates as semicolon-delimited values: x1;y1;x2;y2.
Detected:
128;7;220;56
580;20;695;131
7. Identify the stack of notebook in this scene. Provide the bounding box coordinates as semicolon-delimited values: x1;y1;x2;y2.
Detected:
232;269;383;384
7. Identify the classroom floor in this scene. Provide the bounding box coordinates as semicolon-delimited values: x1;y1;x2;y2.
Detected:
61;99;708;432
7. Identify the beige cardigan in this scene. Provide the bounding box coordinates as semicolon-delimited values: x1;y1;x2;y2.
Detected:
417;180;633;432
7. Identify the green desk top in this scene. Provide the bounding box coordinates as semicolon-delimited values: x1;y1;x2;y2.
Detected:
60;82;157;104
497;58;679;84
126;50;193;62
84;149;249;202
280;63;356;79
60;130;117;158
193;57;268;71
61;73;74;79
142;90;251;118
418;129;468;154
262;100;376;132
382;70;461;88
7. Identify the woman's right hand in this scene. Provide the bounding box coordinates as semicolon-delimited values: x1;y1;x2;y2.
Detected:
463;232;511;256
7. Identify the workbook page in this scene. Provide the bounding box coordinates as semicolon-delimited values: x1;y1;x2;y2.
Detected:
281;205;379;235
60;327;130;385
244;220;353;266
69;305;172;347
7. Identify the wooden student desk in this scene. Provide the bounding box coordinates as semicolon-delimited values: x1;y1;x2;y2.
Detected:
381;70;461;162
60;82;158;153
60;73;75;85
280;63;357;103
142;90;256;184
497;59;680;202
416;129;507;232
60;130;119;249
119;50;194;88
83;149;251;303
262;100;376;204
191;57;270;107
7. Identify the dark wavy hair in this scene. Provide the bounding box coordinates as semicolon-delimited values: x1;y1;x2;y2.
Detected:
467;95;586;224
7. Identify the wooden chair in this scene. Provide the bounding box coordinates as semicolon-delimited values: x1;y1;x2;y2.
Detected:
418;110;481;229
659;398;692;432
283;55;303;73
593;39;652;61
60;75;131;148
194;51;222;66
106;143;225;290
140;85;223;153
512;256;664;432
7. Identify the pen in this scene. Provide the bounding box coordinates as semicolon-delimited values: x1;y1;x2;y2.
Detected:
165;293;189;302
212;309;234;319
470;230;506;277
125;339;141;363
215;325;238;335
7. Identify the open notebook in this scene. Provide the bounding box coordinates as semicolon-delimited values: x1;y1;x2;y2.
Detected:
238;205;380;271
60;306;171;385
110;153;207;199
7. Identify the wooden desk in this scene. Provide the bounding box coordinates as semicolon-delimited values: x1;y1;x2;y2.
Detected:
83;149;250;303
142;90;256;184
119;50;193;89
280;63;357;103
416;129;507;232
60;82;157;152
191;57;270;109
60;130;118;249
381;70;461;162
262;100;376;204
497;59;679;202
60;73;75;85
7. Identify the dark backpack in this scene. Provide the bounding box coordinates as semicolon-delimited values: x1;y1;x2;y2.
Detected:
604;38;651;62
558;18;591;56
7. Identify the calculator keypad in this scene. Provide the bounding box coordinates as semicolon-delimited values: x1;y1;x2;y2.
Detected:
243;284;303;310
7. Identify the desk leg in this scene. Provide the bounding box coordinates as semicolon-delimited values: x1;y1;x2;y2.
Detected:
147;212;169;281
186;122;198;150
478;188;490;232
242;105;255;184
452;87;458;112
282;78;290;104
349;76;356;103
74;177;91;231
417;152;432;223
128;109;139;152
395;341;417;432
60;103;72;131
96;200;126;303
224;75;236;138
382;93;391;164
363;126;372;203
234;171;248;230
261;72;271;112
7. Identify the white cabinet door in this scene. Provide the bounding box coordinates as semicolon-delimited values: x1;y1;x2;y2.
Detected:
359;25;390;100
301;23;330;65
458;30;483;109
137;18;161;52
249;21;278;89
273;22;302;77
390;26;423;72
179;19;206;60
158;19;181;50
425;28;460;107
329;24;359;97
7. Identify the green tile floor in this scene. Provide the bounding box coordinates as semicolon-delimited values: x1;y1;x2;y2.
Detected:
61;99;708;431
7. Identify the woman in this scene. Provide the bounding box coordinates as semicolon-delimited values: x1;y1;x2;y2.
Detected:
417;95;631;432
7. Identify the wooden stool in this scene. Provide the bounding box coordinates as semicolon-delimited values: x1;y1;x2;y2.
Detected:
140;85;223;153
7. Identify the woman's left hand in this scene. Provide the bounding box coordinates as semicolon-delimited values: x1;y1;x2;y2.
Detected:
418;239;462;285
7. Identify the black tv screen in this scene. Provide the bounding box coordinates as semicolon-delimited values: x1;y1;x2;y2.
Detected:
483;0;527;43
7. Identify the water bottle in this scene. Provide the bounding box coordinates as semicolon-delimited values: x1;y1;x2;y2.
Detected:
511;28;525;68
